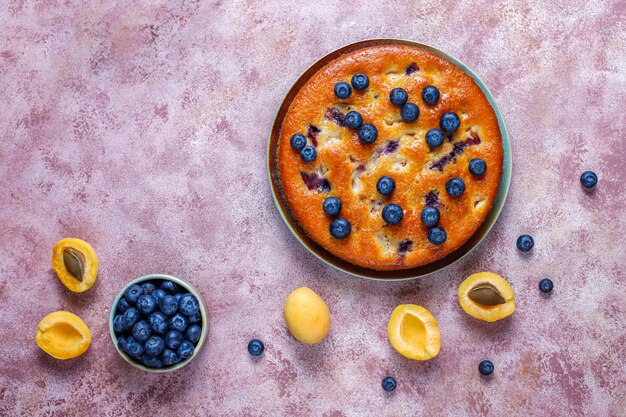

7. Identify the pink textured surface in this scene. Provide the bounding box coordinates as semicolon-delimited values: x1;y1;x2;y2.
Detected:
0;1;624;416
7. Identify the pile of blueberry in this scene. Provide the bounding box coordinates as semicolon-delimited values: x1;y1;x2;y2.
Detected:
113;279;202;369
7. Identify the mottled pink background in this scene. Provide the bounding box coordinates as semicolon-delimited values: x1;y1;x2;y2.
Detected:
0;1;624;416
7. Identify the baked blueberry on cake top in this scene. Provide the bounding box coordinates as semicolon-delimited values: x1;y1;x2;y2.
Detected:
278;45;503;270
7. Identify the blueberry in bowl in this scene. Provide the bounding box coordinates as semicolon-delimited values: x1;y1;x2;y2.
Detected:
110;274;208;372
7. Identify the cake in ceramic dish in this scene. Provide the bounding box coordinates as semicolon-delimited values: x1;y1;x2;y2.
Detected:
277;44;503;271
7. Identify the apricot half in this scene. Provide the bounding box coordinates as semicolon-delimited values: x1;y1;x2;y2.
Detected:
35;311;91;359
458;272;516;322
388;304;441;360
52;238;98;292
283;287;330;344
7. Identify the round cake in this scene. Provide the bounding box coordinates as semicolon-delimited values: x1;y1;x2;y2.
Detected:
277;44;503;271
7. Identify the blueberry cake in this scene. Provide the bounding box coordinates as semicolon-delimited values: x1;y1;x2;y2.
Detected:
278;44;503;270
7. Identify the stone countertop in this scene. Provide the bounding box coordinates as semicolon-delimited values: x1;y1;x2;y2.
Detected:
0;1;624;416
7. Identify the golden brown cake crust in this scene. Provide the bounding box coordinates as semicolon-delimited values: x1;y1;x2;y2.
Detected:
278;44;503;270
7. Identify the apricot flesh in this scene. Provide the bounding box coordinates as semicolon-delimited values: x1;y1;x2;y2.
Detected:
283;287;330;344
458;272;516;322
35;311;91;359
52;238;98;292
388;304;441;360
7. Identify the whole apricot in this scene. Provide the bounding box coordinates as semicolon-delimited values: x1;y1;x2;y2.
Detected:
283;287;330;344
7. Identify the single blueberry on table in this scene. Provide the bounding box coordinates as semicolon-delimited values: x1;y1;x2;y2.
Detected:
124;336;144;358
516;234;534;252
376;176;396;196
389;88;408;106
113;314;125;333
382;204;404;225
177;340;195;359
117;298;130;313
425;128;445;148
132;320;152;342
479;360;494;376
136;294;157;315
330;218;352;239
160;280;178;294
446;177;466;197
121;308;140;330
469;158;487;176
188;311;202;324
186;324;202;344
323;197;342;216
422;85;440;105
440;112;461;134
248;339;265;357
351;73;369;91
358;123;378;144
169;313;189;333
420;206;440;227
300;146;317;163
144;336;165;356
152;289;166;303
161;349;181;366
159;295;178;316
141;354;163;368
428;226;447;245
580;171;598;189
148;312;168;334
334;81;352;99
165;330;183;349
124;284;143;304
539;278;554;293
345;111;363;129
381;376;397;392
178;293;200;316
400;103;419;122
141;282;156;295
290;133;307;151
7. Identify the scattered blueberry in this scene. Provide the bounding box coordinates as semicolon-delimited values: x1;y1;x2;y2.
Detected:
401;103;419;122
161;349;181;366
124;284;143;304
178;293;200;316
425;128;445;148
381;376;397;392
186;324;202;344
420;206;440;227
440;112;461;134
323;197;342;216
117;297;130;313
141;354;163;368
469;158;487;176
539;278;554;293
428;227;447;245
389;88;408;106
152;289;166;303
148;312;168;334
121;308;140;330
351;73;369;91
358;123;378;144
422;85;440;105
132;320;152;342
144;336;165;357
141;282;156;295
330;218;351;239
177;340;195;359
446;177;465;197
334;81;352;99
188;311;202;324
376;176;396;196
113;314;125;333
479;360;494;376
159;295;178;316
382;204;404;225
290;133;307;151
516;234;534;252
160;281;178;294
580;171;598;190
345;111;363;129
169;313;189;333
136;294;157;316
300;146;317;162
248;339;265;356
165;330;183;349
124;336;144;358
